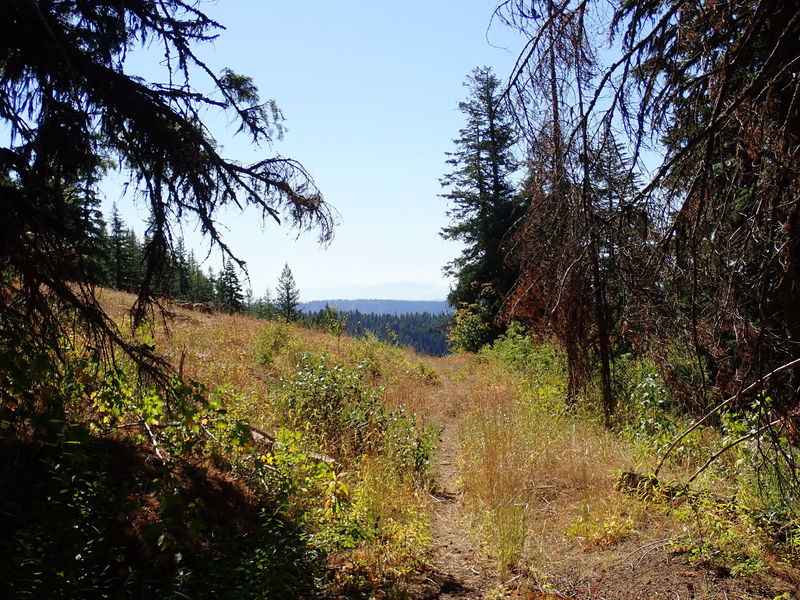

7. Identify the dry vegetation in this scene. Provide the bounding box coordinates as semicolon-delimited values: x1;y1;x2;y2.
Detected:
18;289;796;599
434;333;800;599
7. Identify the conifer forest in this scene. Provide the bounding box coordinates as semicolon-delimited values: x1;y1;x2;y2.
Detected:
2;2;800;599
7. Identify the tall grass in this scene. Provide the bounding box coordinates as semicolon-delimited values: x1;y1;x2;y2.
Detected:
456;331;634;576
455;326;800;588
57;291;442;597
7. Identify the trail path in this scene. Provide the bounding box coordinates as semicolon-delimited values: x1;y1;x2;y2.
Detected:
413;356;796;600
421;362;496;600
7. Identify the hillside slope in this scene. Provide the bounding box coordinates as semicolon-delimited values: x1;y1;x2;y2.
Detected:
4;291;798;599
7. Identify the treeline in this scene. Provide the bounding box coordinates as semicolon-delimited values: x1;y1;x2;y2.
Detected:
91;212;451;356
88;216;450;356
84;204;259;313
304;308;450;357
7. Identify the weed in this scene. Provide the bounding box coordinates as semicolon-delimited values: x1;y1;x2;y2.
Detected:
406;360;441;385
272;352;438;476
254;320;300;368
565;503;636;548
667;491;768;575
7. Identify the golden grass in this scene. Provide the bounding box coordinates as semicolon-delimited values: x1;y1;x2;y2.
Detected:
95;289;441;592
94;290;800;594
99;289;433;410
451;357;639;577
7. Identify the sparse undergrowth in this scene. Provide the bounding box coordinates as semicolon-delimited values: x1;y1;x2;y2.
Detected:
451;324;800;598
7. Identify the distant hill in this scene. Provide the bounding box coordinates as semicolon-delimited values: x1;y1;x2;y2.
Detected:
300;299;450;316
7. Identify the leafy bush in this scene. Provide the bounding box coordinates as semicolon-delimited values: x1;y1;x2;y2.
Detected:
619;361;678;446
447;302;492;352
383;407;439;484
405;360;441;386
0;327;330;599
481;322;559;375
272;353;438;475
273;353;384;459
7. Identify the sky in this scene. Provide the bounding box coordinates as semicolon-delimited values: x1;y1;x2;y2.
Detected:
103;1;526;301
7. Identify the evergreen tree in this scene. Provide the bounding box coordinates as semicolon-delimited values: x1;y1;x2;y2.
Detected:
251;288;276;320
215;259;244;313
205;267;217;304
108;204;142;292
1;0;331;378
173;237;190;299
440;66;520;349
74;187;112;287
318;309;450;356
275;264;300;322
185;251;215;303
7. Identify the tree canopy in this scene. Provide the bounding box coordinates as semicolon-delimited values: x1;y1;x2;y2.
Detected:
0;0;332;378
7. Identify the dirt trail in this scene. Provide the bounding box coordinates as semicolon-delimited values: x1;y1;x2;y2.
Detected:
412;359;797;600
419;362;496;600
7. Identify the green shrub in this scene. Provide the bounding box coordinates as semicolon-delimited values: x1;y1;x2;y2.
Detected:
272;353;438;476
405;360;441;385
447;303;492;352
273;353;384;460
623;361;678;446
383;407;440;485
255;321;298;367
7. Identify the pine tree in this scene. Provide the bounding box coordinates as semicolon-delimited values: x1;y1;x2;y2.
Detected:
185;251;215;303
251;288;276;320
172;237;190;299
215;259;244;313
108;204;142;292
74;187;112;286
275;264;300;322
440;66;520;349
1;0;331;382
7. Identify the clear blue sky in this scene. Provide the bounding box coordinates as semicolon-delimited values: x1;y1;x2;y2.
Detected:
104;1;524;301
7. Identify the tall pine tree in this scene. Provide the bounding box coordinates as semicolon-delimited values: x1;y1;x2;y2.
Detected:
275;264;300;322
216;259;244;313
108;204;142;292
440;66;520;349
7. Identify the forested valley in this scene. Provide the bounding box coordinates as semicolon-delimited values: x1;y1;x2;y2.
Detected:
3;1;800;599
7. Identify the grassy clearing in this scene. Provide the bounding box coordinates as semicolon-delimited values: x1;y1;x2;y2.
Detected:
156;302;444;597
454;337;635;579
449;325;800;596
7;290;799;598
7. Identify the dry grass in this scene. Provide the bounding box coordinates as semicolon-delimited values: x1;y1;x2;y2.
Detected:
435;346;799;598
450;356;639;578
98;290;442;423
93;289;443;593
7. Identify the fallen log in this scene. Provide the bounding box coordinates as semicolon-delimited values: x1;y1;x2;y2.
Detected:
248;425;337;466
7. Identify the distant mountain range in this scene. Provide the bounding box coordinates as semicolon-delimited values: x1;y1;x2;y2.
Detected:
299;299;451;316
